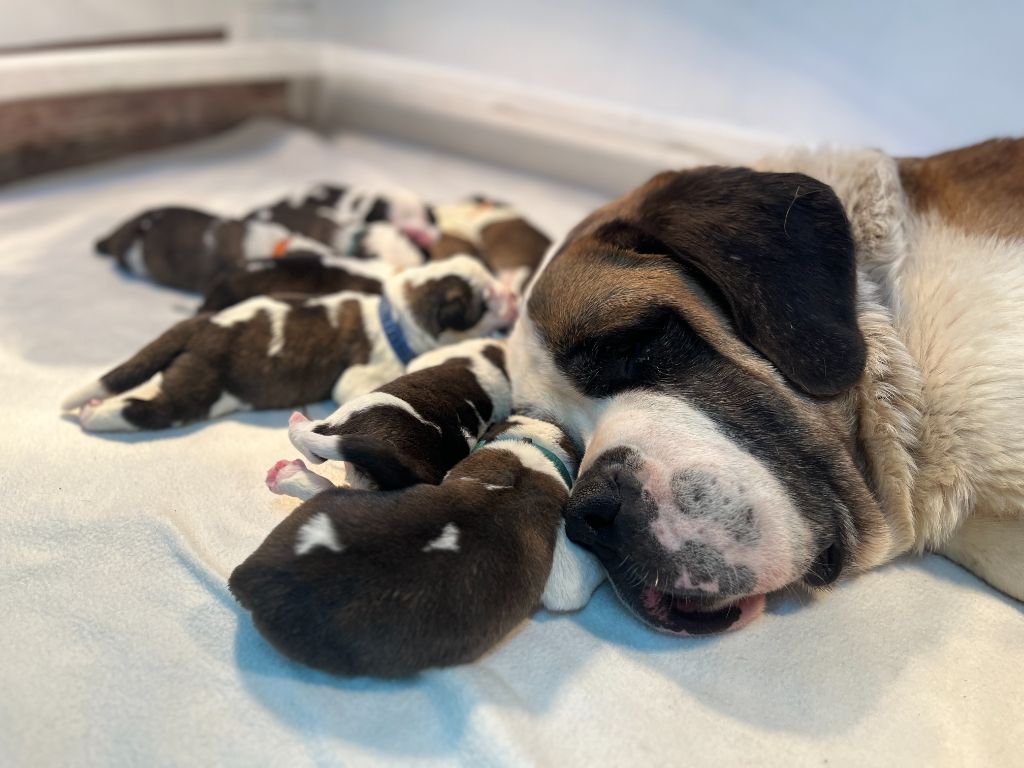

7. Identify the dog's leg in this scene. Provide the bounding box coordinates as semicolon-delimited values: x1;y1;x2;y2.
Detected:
266;459;338;500
938;514;1024;602
80;353;240;431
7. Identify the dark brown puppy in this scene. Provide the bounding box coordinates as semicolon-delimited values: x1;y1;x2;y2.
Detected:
198;252;390;313
94;206;333;293
229;415;580;678
61;256;518;431
284;339;510;490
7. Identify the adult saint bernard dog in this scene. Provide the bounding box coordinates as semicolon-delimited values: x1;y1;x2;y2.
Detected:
509;138;1024;635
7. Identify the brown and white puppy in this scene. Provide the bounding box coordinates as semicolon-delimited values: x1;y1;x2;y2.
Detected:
197;252;393;313
431;197;552;293
252;183;439;251
509;141;1024;636
280;338;511;492
62;256;518;431
95;206;337;293
230;415;605;678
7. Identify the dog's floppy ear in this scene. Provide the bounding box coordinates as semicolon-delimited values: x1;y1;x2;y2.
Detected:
633;167;864;396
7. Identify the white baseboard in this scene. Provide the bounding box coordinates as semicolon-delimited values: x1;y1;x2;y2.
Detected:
0;40;788;193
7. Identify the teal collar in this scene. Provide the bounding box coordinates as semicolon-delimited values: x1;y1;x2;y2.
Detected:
475;434;574;489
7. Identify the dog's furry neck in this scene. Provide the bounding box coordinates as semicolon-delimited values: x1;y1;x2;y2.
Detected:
758;148;925;561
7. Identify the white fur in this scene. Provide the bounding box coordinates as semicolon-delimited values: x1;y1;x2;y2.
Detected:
270;461;337;501
77;372;167;432
330;295;405;403
434;201;520;242
208;391;249;419
242;221;331;260
585;391;812;596
542;521;606;612
211;296;291;357
353;222;424;268
124;241;148;278
294;512;343;556
422;523;460;553
61;380;110;411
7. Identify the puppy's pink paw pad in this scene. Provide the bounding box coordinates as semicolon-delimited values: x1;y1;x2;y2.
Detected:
266;458;306;493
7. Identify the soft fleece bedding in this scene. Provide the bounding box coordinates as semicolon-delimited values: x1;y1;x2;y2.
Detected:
1;121;1021;768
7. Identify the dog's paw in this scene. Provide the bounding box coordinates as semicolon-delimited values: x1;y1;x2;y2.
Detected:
78;398;137;432
266;458;336;501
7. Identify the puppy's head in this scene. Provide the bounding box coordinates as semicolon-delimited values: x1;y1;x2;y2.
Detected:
364;187;439;249
388;254;519;345
511;167;896;635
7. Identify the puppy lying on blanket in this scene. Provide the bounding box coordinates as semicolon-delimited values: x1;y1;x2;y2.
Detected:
96;206;422;293
282;338;512;491
198;252;392;313
231;415;606;677
252;184;439;251
62;255;518;431
431;197;552;293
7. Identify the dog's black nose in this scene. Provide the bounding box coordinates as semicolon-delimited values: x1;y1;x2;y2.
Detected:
565;461;643;558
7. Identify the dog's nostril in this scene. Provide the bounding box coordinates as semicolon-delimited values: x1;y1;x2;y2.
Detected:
581;496;620;532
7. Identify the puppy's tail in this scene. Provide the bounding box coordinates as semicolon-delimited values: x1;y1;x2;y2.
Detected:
60;316;205;410
333;435;433;490
95;211;150;258
289;416;431;490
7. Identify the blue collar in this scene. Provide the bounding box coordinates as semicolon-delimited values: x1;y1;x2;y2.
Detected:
378;295;417;365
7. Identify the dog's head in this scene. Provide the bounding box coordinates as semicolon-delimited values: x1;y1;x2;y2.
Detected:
509;167;896;635
388;254;519;346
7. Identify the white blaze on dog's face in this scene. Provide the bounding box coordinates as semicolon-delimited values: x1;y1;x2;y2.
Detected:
509;167;898;635
388;255;518;348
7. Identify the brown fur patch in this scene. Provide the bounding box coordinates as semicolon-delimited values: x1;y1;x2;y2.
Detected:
430;234;479;261
899;137;1024;239
404;276;484;337
478;218;551;274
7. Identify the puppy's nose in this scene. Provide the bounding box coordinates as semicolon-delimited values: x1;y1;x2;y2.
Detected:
565;464;642;558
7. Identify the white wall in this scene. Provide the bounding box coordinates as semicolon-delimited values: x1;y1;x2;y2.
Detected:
0;0;239;49
297;0;1024;155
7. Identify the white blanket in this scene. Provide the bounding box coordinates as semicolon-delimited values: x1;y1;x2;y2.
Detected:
1;121;1021;767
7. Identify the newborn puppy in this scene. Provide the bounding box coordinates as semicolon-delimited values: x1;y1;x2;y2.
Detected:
431;197;552;293
61;256;518;431
198;252;393;313
95;206;334;293
246;204;426;269
230;415;606;678
278;339;511;493
254;183;439;250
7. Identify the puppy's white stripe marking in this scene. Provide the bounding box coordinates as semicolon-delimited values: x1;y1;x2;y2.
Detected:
461;427;475;448
422;523;460;553
208;391;248;419
359;222;423;268
211;296;291;357
61;380;110;411
295;512;343;556
124;241;148;278
242;220;291;258
485;441;571;491
483;483;511;491
322;392;442;433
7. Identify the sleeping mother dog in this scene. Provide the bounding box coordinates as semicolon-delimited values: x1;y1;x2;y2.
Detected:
509;138;1024;635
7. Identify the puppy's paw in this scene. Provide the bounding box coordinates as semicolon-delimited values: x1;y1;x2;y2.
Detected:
266;458;336;501
78;398;138;432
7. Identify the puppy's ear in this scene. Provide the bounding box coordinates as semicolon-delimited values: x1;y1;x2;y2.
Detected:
631;167;864;396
